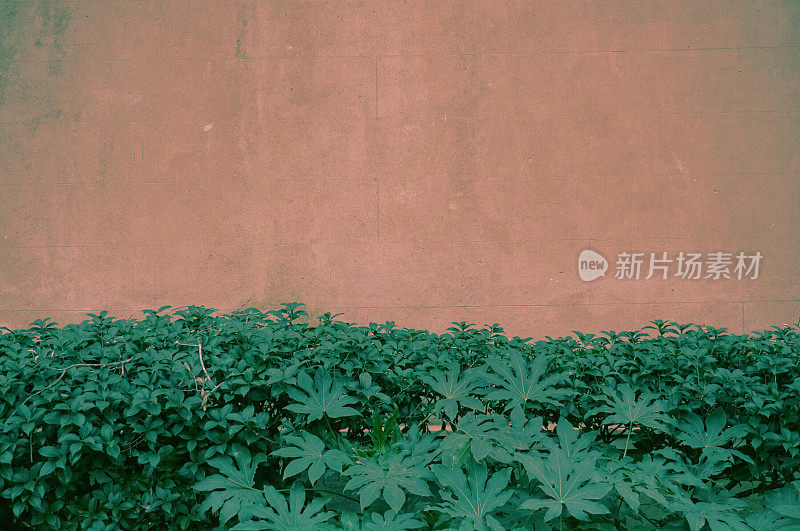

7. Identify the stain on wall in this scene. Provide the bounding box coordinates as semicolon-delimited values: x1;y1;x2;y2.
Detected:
0;1;798;337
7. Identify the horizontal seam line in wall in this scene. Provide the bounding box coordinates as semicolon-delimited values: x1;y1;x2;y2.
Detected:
2;301;798;313
2;111;798;126
5;46;800;62
0;240;800;250
376;110;800;118
0;181;170;186
2;114;800;125
304;301;800;308
0;173;791;186
0;178;380;186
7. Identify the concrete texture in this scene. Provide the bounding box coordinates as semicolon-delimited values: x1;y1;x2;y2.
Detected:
0;1;798;337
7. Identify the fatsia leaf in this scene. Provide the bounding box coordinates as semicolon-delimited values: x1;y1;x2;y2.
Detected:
431;461;513;531
271;431;352;485
363;509;425;530
670;488;748;531
419;363;485;420
540;417;599;461
677;408;747;450
343;453;432;512
743;509;796;530
598;455;675;513
518;449;611;521
234;481;334;530
397;425;441;467
194;444;268;525
286;370;360;422
440;413;515;464
657;446;734;485
492;407;543;453
587;384;669;431
484;352;570;412
767;481;800;519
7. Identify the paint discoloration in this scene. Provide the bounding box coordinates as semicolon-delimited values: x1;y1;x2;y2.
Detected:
0;1;71;112
0;3;22;106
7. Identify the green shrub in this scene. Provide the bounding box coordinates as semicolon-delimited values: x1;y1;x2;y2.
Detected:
1;305;798;529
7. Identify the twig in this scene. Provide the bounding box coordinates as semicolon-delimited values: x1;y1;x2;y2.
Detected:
43;357;133;372
201;382;223;411
184;362;199;392
176;339;226;410
28;370;68;400
27;356;133;404
197;340;214;385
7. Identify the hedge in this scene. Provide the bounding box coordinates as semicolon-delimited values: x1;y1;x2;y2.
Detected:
1;304;798;529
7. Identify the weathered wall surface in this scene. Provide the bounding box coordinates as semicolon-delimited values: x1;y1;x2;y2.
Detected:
0;1;798;337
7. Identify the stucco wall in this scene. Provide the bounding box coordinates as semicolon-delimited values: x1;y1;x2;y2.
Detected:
1;1;798;337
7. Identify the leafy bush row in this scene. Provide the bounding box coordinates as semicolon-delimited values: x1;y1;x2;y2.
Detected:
1;304;798;529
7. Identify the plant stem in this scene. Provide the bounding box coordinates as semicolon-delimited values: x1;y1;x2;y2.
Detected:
623;421;633;458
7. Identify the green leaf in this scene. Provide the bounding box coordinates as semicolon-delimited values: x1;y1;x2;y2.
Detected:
272;431;351;485
235;481;334;531
440;413;498;464
768;482;800;519
39;461;58;477
286;370;360;422
363;509;425;530
431;461;513;531
518;447;611;521
484;352;570;412
344;454;432;512
676;408;753;464
194;444;268;525
540;417;598;461
670;488;747;531
677;408;747;450
419;363;485;420
587;384;669;431
39;446;62;459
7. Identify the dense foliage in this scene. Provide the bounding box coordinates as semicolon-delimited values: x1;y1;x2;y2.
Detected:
1;303;799;530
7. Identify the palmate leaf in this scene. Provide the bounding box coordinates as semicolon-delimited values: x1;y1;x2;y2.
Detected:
233;481;334;531
493;407;544;453
587;384;669;431
286;370;360;422
743;509;792;530
419;363;485;420
518;424;611;522
599;455;675;514
343;453;433;512
431;461;513;531
519;454;610;521
677;408;748;449
339;509;425;531
484;352;570;412
397;425;441;468
670;488;748;531
194;444;268;525
539;417;598;461
440;413;521;465
676;408;752;465
655;449;716;488
271;431;352;485
363;509;426;530
767;481;800;519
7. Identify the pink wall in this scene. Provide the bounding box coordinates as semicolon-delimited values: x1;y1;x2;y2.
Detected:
1;1;798;337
